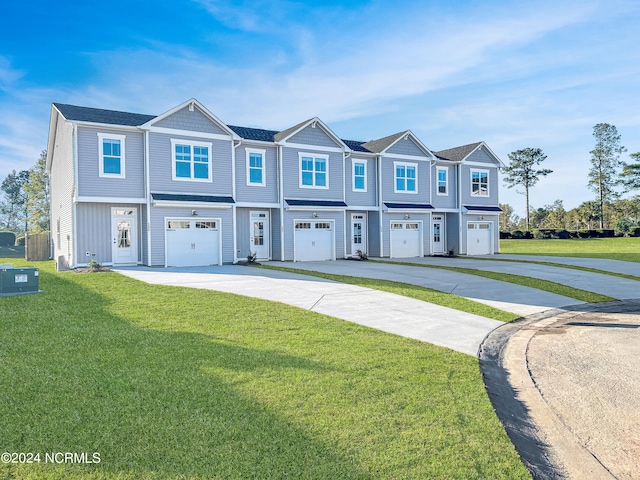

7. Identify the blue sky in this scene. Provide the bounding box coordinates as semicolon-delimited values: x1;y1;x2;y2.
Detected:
1;0;639;216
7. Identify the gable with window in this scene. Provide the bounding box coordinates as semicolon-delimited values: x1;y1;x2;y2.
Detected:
352;159;367;191
471;169;489;196
98;133;126;178
246;148;266;186
437;167;448;195
394;162;417;193
300;153;328;189
171;139;212;182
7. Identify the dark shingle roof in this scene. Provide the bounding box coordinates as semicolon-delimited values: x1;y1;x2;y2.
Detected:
54;103;156;126
434;142;483;162
227;125;279;142
362;131;407;154
342;140;372;153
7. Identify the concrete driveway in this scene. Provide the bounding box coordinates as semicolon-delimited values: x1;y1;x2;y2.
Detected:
497;254;640;277
114;265;501;356
380;256;640;300
269;260;581;317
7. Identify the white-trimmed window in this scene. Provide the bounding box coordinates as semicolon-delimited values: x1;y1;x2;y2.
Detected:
394;162;417;193
352;159;367;191
300;153;329;189
471;169;489;196
246;148;266;186
98;133;126;178
171;139;212;182
437;167;448;195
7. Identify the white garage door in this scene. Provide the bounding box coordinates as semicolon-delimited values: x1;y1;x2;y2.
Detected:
390;221;422;258
294;220;335;261
166;218;221;267
467;222;492;255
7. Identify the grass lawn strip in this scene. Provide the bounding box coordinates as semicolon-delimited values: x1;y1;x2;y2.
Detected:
374;260;614;304
0;259;528;479
257;264;518;322
500;237;640;263
464;256;640;283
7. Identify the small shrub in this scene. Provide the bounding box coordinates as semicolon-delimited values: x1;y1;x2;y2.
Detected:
523;231;534;239
247;252;258;264
556;230;570;239
596;229;614;238
88;259;102;271
511;230;524;239
0;231;16;246
499;231;512;239
15;236;25;246
355;249;368;260
629;226;640;237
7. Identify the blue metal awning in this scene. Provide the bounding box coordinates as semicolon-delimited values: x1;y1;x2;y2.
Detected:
285;199;348;207
151;193;235;203
383;202;434;210
463;205;502;212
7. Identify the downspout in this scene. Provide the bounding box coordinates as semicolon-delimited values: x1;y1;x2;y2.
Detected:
343;151;350;258
144;129;151;266
72;122;78;268
278;144;285;261
378;155;384;257
232;139;240;264
458;162;463;254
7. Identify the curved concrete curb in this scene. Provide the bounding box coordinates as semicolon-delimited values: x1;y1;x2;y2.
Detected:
479;303;629;480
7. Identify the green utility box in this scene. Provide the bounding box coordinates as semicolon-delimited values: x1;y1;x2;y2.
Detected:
0;265;40;295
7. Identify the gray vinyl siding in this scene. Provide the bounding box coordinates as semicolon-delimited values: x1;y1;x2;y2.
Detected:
148;132;233;195
271;209;282;261
446;212;460;255
281;147;344;200
234;144;278;203
381;156;430;203
236;207;250;259
154;106;228;135
460;164;499;206
149;206;234;266
287;125;342;148
76;126;145;198
381;212;431;257
75;203;143;265
283;210;344;261
345;157;376;206
386;137;426;157
467;146;498;165
50;113;75;268
367;211;381;257
431;163;457;210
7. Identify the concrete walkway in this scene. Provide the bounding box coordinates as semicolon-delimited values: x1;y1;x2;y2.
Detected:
379;256;640;300
114;265;502;356
265;260;580;317
495;254;640;277
481;300;640;480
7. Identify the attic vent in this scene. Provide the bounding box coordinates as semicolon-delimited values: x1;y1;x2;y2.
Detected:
311;121;317;128
189;102;195;112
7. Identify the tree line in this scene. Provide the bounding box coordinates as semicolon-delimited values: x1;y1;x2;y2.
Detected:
0;150;50;234
501;123;640;232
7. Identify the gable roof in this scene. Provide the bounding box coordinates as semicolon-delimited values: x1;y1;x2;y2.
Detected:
53;103;156;126
362;130;435;158
227;125;279;142
273;117;349;150
434;141;504;166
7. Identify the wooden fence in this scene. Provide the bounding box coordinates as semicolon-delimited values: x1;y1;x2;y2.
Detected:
25;232;50;261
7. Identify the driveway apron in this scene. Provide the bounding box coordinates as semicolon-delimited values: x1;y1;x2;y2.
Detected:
496;254;640;277
114;265;502;356
265;260;581;317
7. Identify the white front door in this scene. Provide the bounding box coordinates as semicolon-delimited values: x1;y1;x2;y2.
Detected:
250;211;270;260
432;215;444;255
111;208;137;265
351;214;367;256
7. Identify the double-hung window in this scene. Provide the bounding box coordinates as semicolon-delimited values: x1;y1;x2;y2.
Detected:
171;139;212;182
353;160;367;191
437;167;448;195
98;133;126;178
246;148;266;186
394;162;417;193
300;153;328;189
471;169;489;196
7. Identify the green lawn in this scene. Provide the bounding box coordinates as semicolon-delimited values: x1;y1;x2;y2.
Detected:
258;264;518;322
0;259;528;479
501;237;640;262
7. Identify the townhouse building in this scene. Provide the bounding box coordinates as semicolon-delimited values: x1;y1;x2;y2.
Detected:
46;98;503;269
